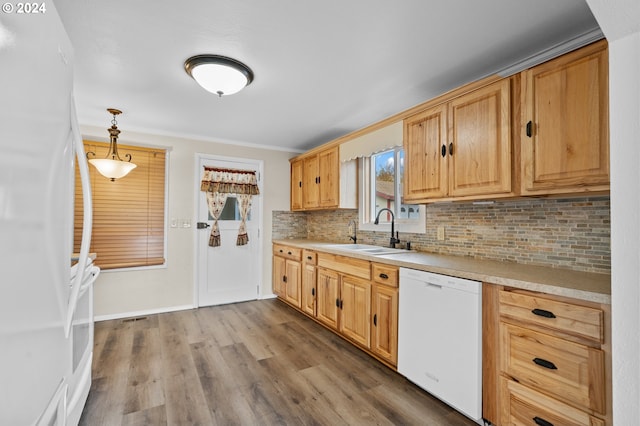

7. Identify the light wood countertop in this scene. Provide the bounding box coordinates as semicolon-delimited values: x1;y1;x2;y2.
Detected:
273;239;611;304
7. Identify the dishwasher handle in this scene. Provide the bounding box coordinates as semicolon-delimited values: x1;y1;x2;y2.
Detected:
424;282;443;290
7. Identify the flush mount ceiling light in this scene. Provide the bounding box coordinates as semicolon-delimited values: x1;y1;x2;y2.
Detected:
87;108;137;181
184;54;254;97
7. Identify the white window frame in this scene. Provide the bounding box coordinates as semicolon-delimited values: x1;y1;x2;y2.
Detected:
358;148;425;234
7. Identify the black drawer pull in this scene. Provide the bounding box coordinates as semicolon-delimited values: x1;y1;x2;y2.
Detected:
526;120;533;137
287;251;292;255
311;288;315;296
279;249;283;253
307;256;313;260
441;144;446;157
532;308;556;319
373;314;377;326
533;416;553;426
533;357;557;370
379;273;389;280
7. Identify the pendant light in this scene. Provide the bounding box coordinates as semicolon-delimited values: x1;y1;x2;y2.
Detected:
87;108;137;181
184;55;254;97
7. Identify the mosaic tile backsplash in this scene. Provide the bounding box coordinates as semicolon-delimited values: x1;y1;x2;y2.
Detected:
272;196;610;273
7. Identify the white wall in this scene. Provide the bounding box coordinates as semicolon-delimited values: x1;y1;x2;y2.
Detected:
80;125;296;319
585;0;640;423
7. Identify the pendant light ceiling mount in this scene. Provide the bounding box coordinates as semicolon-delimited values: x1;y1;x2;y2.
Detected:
184;54;254;97
87;108;137;181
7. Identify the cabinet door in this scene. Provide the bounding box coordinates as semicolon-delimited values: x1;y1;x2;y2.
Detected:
371;284;398;366
521;40;609;194
302;155;319;209
340;275;371;348
272;255;286;298
301;263;317;316
285;260;302;309
448;78;512;197
404;104;448;200
318;147;339;208
316;268;339;330
290;159;303;211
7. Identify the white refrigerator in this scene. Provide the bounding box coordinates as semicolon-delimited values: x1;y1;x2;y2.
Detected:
0;4;99;425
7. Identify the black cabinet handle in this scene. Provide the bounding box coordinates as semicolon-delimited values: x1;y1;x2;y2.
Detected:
336;298;340;308
448;143;453;156
533;357;558;370
373;314;377;326
379;273;389;280
299;181;302;187
287;251;292;255
279;249;283;253
441;144;446;157
339;300;343;309
311;288;315;296
307;256;313;260
283;275;287;283
532;308;556;319
533;416;553;426
526;121;533;137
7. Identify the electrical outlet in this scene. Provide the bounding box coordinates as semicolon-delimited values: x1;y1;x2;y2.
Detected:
437;226;445;241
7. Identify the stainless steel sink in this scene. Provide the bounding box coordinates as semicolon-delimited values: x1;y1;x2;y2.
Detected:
323;243;407;256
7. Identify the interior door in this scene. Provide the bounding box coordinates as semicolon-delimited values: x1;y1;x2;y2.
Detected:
196;156;262;307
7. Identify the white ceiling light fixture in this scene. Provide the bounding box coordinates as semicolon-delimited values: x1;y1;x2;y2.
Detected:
87;108;137;181
184;54;254;97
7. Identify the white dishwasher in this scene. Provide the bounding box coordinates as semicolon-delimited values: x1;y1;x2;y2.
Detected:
398;268;482;424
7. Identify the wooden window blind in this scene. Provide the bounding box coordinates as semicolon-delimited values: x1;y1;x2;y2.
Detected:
74;141;166;270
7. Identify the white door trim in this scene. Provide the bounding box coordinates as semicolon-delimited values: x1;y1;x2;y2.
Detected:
193;153;264;308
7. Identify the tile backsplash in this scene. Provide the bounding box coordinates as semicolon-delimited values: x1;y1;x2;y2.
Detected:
272;196;610;273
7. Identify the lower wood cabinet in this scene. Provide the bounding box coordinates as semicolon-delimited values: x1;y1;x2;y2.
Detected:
273;245;399;369
370;266;398;366
340;275;371;348
483;285;611;426
301;250;317;316
316;267;339;329
272;244;302;309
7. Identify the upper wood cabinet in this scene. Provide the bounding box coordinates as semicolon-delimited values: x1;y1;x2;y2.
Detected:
291;146;356;211
290;159;303;211
404;78;512;202
521;40;609;195
302;147;338;209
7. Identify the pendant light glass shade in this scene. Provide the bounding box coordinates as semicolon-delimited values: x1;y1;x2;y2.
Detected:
87;108;137;181
88;158;137;180
184;55;254;97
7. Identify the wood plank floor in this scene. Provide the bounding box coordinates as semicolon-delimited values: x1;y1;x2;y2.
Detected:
80;299;478;425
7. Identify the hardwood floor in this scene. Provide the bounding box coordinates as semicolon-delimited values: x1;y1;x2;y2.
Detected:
80;299;477;425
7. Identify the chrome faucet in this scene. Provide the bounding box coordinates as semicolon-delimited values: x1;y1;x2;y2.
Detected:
347;219;357;244
374;208;401;248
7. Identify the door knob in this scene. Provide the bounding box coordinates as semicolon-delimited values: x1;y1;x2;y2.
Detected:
196;222;210;229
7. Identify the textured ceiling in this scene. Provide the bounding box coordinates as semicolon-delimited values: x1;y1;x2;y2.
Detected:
54;0;601;152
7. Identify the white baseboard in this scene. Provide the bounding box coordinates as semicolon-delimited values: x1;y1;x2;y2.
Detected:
260;293;277;300
94;304;194;322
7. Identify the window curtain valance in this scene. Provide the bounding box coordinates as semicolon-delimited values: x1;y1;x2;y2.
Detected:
200;167;260;195
200;167;259;247
339;121;403;162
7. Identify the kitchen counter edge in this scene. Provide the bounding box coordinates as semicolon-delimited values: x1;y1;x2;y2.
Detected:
272;239;611;304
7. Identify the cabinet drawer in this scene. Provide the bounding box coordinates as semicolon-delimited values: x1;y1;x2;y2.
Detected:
371;263;398;287
302;249;317;265
317;253;371;280
501;323;605;413
501;377;605;426
273;244;302;261
499;290;603;343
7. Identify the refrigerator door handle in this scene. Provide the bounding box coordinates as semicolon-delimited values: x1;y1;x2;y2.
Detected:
65;98;94;338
